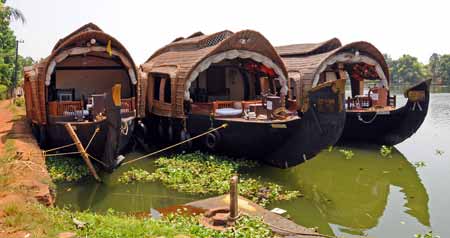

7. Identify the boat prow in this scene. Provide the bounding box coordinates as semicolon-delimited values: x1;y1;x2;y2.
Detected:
264;79;346;167
340;79;431;145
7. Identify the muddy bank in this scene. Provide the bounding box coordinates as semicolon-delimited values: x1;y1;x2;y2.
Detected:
0;100;54;237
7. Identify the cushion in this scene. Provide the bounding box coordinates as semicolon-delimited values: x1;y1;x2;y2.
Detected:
215;108;242;116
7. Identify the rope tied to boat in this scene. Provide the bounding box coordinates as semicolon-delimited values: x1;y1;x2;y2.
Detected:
121;123;228;166
357;112;378;124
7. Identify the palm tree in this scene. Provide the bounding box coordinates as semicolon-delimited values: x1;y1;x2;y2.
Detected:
0;1;26;23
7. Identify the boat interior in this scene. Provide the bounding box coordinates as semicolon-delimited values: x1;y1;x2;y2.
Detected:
46;52;136;123
317;61;396;113
186;58;298;121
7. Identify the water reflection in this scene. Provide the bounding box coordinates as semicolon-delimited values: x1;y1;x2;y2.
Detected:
257;146;430;236
56;153;203;212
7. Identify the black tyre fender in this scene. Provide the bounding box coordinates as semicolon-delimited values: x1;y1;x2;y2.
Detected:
204;130;221;151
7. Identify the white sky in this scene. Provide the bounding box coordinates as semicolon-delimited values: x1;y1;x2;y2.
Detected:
8;0;450;64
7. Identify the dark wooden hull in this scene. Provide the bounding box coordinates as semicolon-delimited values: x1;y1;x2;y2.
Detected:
41;117;135;163
339;79;431;145
145;82;346;168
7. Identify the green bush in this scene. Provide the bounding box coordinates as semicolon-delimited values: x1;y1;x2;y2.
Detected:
14;97;25;107
0;84;8;100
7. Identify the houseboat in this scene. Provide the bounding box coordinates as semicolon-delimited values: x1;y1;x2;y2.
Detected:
23;23;142;169
276;39;431;145
140;30;346;167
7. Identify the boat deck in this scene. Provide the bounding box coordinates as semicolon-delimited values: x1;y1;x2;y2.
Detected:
187;195;327;238
347;106;396;113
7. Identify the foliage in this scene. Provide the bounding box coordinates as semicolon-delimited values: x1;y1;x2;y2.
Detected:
0;1;33;94
0;84;7;99
13;96;24;107
118;152;301;207
387;54;429;85
414;231;440;238
339;149;354;160
118;168;152;183
414;161;426;168
45;156;90;182
3;203;272;238
380;145;393;158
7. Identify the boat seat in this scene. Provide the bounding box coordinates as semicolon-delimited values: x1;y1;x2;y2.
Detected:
215;108;243;117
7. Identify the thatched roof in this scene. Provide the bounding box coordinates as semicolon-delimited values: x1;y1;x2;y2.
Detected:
277;39;389;89
275;38;341;57
142;29;288;118
24;23;140;124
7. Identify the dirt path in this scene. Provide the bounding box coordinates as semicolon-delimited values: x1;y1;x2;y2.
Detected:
0;100;54;237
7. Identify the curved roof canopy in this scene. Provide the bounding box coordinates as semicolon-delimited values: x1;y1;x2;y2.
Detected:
276;39;389;89
40;22;138;86
141;30;289;117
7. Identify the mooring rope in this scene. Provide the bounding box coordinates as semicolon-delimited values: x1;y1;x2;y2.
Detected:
42;142;77;153
121;123;228;166
357;112;378;124
85;127;101;151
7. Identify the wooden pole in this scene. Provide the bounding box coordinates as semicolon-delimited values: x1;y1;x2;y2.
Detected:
64;123;101;182
229;175;239;222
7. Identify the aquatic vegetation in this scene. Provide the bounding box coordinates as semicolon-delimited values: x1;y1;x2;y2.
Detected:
435;149;444;156
46;156;90;182
414;231;440;238
4;203;273;238
380;145;393;158
327;145;334;152
339;149;354;160
117;168;153;183
414;161;427;168
118;152;301;207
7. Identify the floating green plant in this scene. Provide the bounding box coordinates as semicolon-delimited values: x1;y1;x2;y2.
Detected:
414;231;440;238
380;145;393;158
117;152;301;207
117;168;152;183
46;156;90;182
327;145;334;152
339;149;354;160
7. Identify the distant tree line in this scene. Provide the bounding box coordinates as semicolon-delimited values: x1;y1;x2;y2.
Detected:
0;0;34;99
384;53;450;85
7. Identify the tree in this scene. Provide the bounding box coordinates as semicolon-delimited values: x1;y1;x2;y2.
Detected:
438;55;450;84
0;0;25;23
429;53;441;82
387;54;428;85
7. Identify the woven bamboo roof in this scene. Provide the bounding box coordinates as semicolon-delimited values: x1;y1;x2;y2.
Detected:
277;40;389;87
275;38;341;57
143;30;287;79
142;29;288;118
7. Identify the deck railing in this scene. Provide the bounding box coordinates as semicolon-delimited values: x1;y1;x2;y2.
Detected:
48;101;83;116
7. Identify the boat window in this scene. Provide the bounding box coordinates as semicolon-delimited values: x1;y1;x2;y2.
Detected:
153;76;161;100
164;78;171;103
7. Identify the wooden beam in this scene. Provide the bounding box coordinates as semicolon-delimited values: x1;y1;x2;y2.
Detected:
64;123;101;182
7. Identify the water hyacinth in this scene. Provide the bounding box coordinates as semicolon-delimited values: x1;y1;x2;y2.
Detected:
118;152;301;207
46;156;90;182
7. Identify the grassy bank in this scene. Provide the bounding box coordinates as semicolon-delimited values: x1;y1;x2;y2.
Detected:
2;202;272;238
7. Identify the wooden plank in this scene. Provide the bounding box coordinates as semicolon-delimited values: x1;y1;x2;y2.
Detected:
64;123;101;182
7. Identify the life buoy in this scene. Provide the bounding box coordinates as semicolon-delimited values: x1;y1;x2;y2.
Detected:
204;130;221;151
180;130;192;150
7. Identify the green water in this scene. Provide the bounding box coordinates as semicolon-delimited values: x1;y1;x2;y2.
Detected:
56;88;450;238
